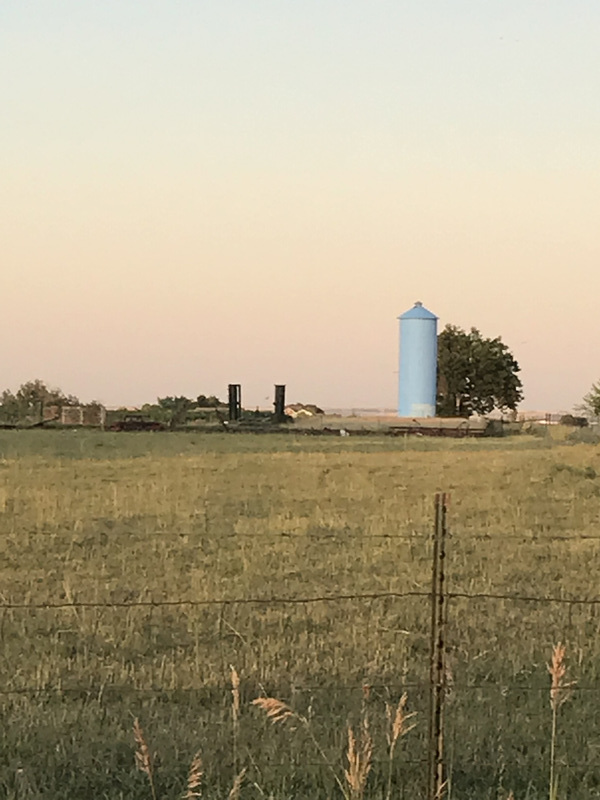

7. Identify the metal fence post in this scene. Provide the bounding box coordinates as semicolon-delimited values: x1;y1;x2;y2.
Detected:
428;492;448;800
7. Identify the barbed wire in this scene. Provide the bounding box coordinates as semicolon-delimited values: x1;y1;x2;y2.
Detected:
0;590;430;610
2;526;600;543
447;591;600;605
2;588;600;610
0;529;433;541
1;682;599;697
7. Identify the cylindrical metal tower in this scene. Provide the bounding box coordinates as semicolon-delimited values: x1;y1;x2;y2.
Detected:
398;301;438;417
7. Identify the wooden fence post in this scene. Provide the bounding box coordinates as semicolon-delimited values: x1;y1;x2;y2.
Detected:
428;492;448;800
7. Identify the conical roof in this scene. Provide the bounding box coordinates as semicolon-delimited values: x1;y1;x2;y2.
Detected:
398;301;438;321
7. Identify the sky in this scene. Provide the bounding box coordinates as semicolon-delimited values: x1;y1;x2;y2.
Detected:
2;1;599;411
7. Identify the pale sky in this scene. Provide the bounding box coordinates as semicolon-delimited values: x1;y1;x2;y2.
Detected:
2;1;599;411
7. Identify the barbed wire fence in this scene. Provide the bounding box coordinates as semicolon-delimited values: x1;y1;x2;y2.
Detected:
2;494;600;798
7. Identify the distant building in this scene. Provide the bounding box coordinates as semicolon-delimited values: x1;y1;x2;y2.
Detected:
43;403;106;426
43;404;61;422
284;403;324;419
60;405;106;426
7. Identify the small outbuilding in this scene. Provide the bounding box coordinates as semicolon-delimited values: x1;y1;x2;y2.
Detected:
284;403;324;419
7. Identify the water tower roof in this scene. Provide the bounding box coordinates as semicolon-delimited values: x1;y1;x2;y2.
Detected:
398;301;438;321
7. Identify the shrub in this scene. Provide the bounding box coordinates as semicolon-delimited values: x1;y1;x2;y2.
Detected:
559;414;588;428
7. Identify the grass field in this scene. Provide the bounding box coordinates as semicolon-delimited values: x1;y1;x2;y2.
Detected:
1;429;600;799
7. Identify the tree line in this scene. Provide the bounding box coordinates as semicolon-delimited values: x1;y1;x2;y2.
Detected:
0;381;224;426
0;380;90;424
138;395;224;427
1;327;598;423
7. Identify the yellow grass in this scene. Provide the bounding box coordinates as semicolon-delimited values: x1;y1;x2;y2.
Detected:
184;751;203;799
0;429;599;797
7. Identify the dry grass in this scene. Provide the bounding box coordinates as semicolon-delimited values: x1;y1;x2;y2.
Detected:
385;693;416;800
133;718;158;800
251;697;294;725
549;643;573;712
0;429;599;797
184;752;203;799
230;667;241;722
227;768;246;800
135;686;412;800
548;643;574;800
386;692;416;749
253;694;352;798
344;719;373;800
231;666;241;775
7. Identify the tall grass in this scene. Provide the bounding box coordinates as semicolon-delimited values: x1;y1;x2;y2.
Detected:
134;718;158;800
385;693;416;800
184;752;203;799
548;643;574;800
0;430;598;797
135;685;411;800
127;650;578;800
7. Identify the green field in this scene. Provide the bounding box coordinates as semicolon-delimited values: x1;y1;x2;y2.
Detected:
1;429;599;800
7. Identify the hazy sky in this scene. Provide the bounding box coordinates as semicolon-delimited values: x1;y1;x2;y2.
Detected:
2;1;599;411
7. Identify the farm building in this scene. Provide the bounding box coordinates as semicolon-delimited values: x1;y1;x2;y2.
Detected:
284;403;324;419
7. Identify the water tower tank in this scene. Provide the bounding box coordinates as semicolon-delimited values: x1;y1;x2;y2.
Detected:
398;301;438;417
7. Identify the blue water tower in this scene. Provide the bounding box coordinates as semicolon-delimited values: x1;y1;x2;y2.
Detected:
398;301;438;417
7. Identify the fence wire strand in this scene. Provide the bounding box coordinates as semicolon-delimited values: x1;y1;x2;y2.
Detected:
2;588;600;610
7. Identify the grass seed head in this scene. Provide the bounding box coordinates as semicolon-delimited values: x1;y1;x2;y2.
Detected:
344;719;373;800
227;767;247;800
385;692;416;748
133;718;153;778
230;666;241;722
548;642;574;711
184;751;203;799
252;697;294;724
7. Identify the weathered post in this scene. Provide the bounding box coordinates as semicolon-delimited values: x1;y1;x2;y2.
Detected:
428;492;448;800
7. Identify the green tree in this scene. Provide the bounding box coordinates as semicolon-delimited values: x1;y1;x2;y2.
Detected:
579;381;600;419
0;390;19;423
157;396;193;428
196;394;223;408
12;380;78;421
437;325;523;417
0;380;80;424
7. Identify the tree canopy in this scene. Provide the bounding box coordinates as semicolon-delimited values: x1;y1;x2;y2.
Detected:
0;380;80;423
580;381;600;419
196;394;222;408
0;383;225;426
152;394;225;427
157;396;194;429
436;325;523;417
